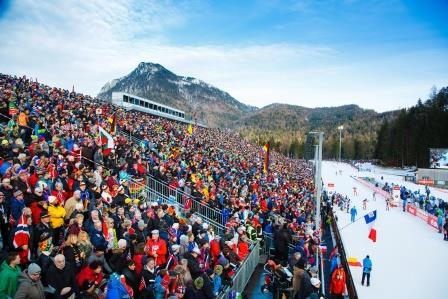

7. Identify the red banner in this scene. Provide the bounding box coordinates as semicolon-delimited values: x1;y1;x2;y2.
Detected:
407;204;417;216
427;215;439;229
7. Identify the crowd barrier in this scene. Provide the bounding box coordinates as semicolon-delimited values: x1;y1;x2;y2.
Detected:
329;210;358;299
406;204;439;230
218;241;260;298
352;176;391;199
129;177;226;236
117;128;226;224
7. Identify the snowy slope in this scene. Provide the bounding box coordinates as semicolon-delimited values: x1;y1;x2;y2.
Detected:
322;161;448;299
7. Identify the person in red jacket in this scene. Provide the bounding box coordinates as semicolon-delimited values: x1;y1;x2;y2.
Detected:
329;265;347;299
237;235;249;260
76;260;105;289
210;235;221;264
145;230;168;267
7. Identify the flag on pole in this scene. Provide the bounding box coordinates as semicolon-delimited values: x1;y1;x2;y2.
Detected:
263;142;270;173
107;114;117;134
98;125;115;155
364;210;377;224
368;228;377;242
364;210;377;242
187;123;193;136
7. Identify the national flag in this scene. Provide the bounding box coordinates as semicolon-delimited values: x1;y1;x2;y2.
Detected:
187;123;193;136
108;114;117;134
368;228;377;242
347;257;362;267
263;142;270;173
364;210;377;242
13;214;31;263
364;210;377;225
98;125;115;155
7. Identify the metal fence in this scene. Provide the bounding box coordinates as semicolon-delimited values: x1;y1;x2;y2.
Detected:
129;178;226;236
218;241;260;299
145;175;225;225
329;210;358;299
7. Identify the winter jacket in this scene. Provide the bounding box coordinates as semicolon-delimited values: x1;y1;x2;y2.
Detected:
184;252;202;280
363;257;372;273
0;261;21;298
329;267;346;295
46;262;78;297
292;266;305;298
90;229;108;250
76;266;104;289
47;204;66;228
14;270;45;299
145;238;168;266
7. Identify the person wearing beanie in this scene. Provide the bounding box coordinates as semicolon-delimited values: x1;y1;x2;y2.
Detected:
47;195;66;246
15;263;45;299
213;265;223;295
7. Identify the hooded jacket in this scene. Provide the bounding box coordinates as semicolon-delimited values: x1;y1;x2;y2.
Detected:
14;270;45;299
0;260;21;298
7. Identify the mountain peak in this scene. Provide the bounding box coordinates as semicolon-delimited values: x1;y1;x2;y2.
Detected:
97;62;255;127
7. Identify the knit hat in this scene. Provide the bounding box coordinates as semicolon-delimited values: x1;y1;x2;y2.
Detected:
309;266;318;274
137;220;146;227
194;277;204;289
311;277;321;287
28;263;41;276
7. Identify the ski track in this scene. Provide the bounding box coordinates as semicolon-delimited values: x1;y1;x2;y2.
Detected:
322;161;448;299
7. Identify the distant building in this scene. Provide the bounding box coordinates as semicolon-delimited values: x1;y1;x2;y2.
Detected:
111;92;197;124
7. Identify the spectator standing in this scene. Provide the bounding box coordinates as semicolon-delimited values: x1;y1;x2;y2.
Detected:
0;252;21;298
14;263;45;299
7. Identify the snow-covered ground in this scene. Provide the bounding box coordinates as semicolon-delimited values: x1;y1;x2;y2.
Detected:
322;161;448;299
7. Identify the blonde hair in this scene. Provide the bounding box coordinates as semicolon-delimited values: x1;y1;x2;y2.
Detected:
78;231;91;244
65;233;78;246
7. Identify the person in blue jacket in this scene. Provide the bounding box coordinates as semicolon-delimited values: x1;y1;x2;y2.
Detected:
362;255;372;286
350;206;357;222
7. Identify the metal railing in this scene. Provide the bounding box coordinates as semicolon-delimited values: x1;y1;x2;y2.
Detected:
117;128;226;225
129;178;226;236
218;241;260;299
329;210;358;299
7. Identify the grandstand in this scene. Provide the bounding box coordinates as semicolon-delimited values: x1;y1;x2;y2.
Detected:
0;74;331;299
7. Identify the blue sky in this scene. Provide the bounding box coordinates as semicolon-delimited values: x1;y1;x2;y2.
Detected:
0;0;447;112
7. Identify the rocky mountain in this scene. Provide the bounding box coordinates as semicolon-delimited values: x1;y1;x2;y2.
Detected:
98;62;256;127
98;62;399;159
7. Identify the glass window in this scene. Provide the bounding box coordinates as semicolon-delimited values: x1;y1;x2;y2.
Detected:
145;101;149;108
123;95;129;103
139;100;144;106
149;103;153;109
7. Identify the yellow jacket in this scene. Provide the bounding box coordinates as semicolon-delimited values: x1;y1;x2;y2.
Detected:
48;204;66;228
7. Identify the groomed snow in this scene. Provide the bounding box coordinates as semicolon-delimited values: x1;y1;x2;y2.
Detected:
322;161;448;299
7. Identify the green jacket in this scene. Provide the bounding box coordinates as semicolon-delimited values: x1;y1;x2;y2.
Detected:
0;261;21;298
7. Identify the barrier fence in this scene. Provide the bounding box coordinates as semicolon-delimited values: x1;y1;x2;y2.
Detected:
129;177;226;236
218;241;260;299
330;210;359;299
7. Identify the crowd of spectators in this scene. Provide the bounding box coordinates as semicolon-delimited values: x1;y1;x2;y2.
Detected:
0;74;319;298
